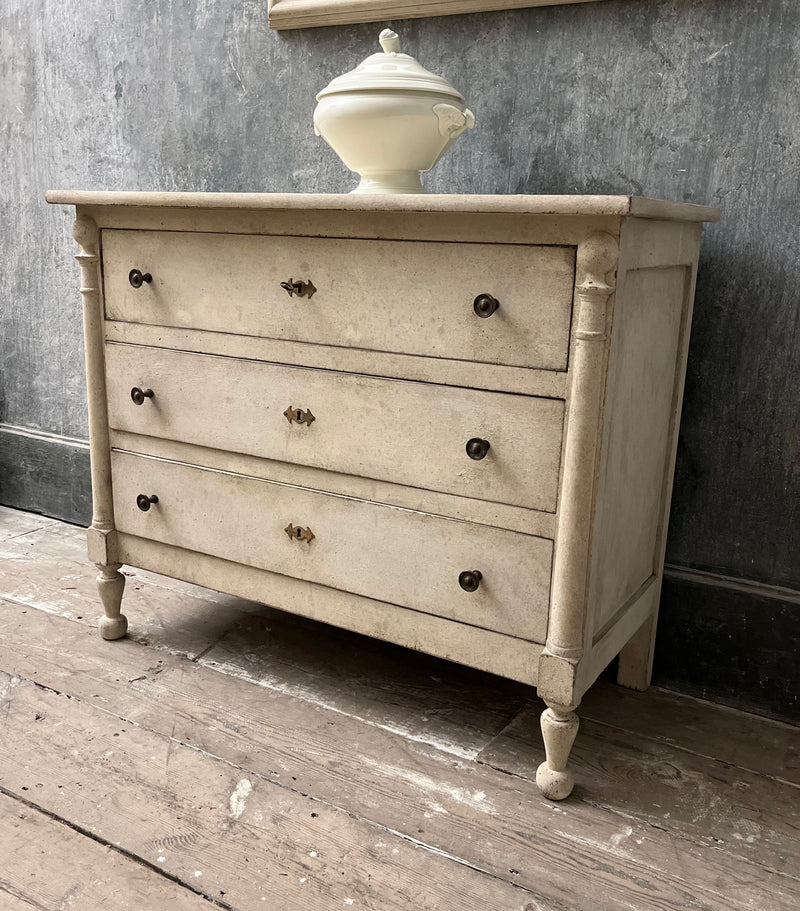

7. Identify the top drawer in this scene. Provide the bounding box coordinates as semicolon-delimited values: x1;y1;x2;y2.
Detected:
102;230;575;372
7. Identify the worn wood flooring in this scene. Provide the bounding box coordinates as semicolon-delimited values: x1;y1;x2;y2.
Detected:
0;505;798;910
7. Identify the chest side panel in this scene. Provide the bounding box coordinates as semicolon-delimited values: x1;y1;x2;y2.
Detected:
587;220;702;645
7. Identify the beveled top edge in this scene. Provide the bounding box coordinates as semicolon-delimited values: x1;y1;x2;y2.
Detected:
45;191;720;222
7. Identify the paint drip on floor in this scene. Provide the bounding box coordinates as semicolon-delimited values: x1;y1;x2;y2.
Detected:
229;778;253;819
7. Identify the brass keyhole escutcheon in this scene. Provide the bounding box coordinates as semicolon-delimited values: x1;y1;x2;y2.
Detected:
280;278;317;299
285;523;315;543
284;406;315;426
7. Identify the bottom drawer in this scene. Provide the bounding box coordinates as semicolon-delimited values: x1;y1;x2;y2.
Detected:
111;450;551;641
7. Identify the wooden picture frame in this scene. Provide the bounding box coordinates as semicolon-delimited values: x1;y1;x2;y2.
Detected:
268;0;605;31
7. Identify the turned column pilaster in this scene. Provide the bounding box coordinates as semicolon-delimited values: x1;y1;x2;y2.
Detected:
541;231;618;678
536;232;617;799
73;214;127;639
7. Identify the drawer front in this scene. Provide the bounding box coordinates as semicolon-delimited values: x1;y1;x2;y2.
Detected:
102;230;575;371
106;344;564;512
111;451;551;641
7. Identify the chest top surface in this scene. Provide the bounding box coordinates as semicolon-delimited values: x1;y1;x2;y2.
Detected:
45;190;719;222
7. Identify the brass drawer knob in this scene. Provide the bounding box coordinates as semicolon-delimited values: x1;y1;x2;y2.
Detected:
466;438;491;461
459;570;482;592
285;523;315;543
130;386;154;406
473;293;499;318
280;278;317;299
129;269;152;289
136;494;159;512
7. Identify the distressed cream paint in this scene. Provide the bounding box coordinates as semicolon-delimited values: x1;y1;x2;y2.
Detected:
48;191;717;799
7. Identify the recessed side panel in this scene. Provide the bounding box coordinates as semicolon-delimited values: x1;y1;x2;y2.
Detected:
589;264;690;640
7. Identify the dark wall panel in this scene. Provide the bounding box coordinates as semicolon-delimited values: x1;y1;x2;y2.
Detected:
656;570;800;722
0;427;91;527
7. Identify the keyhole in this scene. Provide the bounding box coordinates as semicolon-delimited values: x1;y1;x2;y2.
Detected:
296;410;302;421
296;528;302;538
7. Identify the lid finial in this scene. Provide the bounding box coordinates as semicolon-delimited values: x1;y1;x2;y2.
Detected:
379;29;401;54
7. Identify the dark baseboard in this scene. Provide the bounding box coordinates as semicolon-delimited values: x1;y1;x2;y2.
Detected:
654;566;800;724
0;424;91;527
1;424;798;722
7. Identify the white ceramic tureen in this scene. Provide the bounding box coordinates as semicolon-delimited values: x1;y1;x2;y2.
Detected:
314;29;475;195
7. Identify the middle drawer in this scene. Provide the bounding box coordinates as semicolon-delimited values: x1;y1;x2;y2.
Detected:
106;343;564;513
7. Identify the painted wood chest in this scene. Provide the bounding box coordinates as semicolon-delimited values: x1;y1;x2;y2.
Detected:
47;191;718;798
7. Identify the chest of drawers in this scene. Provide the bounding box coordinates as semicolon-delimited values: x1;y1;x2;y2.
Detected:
47;191;718;799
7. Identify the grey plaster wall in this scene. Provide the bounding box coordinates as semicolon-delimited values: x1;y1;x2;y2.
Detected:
1;1;798;710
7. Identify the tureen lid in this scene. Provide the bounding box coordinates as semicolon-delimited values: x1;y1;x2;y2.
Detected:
316;29;465;102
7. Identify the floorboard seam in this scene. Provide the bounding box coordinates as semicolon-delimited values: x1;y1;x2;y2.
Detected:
362;820;554;906
475;756;538;784
10;672;524;881
5;523;57;541
581;798;800;888
474;755;800;899
648;685;800;730
473;701;538;765
194;653;481;760
581;715;800;790
0;783;235;910
7;642;798;909
191;639;224;663
6;670;566;903
0;877;52;911
0;594;93;623
128;570;237;604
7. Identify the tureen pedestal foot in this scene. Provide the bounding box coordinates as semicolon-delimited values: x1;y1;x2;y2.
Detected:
351;170;426;195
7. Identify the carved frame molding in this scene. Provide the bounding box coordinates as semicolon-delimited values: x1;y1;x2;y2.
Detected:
268;0;604;31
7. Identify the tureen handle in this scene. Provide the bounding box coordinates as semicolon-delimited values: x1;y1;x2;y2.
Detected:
379;29;401;54
434;104;476;140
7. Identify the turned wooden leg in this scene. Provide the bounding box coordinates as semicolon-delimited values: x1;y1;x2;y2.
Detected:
96;564;128;640
536;702;580;800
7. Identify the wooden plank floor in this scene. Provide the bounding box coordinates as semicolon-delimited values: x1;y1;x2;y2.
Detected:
1;505;798;910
